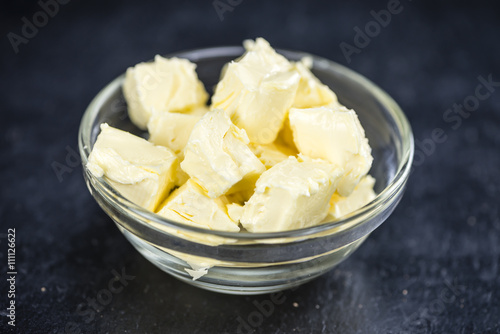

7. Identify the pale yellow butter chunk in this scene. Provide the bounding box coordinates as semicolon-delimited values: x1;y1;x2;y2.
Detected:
226;203;244;224
157;179;240;232
226;189;254;205
181;109;266;198
327;175;376;220
275;118;299;155
123;55;208;129
87;123;178;212
174;166;190;187
240;156;342;232
147;106;208;157
211;38;300;144
249;142;294;169
289;105;373;197
292;57;338;108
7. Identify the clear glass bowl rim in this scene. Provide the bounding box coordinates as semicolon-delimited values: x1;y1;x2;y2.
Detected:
78;45;414;241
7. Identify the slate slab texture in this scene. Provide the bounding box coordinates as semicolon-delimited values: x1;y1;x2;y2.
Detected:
1;0;499;333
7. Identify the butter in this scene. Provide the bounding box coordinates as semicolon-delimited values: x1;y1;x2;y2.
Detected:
226;189;254;205
211;38;300;144
240;156;342;232
249;142;294;169
327;175;376;220
123;56;208;129
148;106;208;158
181;109;265;198
174;167;190;187
227;203;244;224
185;263;209;280
157;179;240;232
275;118;299;154
274;56;338;152
89;38;378;238
289;105;373;196
292;57;338;108
87;123;178;211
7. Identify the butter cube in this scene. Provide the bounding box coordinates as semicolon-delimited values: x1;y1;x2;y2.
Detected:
123;56;208;129
327;175;376;220
157;179;240;232
148;106;208;157
226;203;244;224
226;189;255;205
211;38;300;144
275;118;299;155
248;142;294;169
289;105;373;196
240;156;342;232
87;123;178;211
181;109;266;198
292;57;338;108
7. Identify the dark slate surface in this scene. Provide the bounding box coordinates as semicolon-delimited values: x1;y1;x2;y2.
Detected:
1;0;499;333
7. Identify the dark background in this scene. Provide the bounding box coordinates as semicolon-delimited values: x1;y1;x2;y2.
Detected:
1;0;499;333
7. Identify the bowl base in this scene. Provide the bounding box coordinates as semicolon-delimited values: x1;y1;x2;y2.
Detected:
120;225;366;295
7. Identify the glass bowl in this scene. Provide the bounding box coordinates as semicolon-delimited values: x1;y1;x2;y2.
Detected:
78;46;414;295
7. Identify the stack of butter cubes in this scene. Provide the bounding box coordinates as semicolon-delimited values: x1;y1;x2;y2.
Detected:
87;38;376;233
